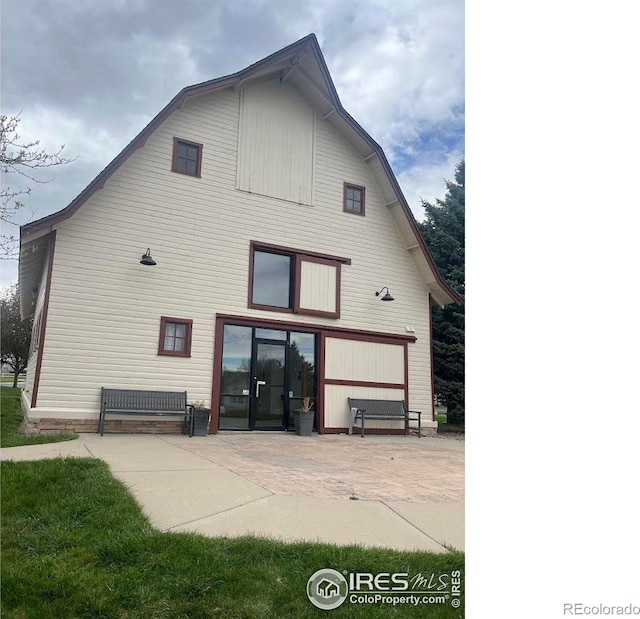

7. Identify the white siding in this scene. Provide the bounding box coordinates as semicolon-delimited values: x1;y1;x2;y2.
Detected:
325;338;404;384
324;384;405;429
33;84;434;422
237;80;314;205
299;260;336;314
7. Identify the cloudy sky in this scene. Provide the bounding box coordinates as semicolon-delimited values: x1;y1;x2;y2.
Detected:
1;0;463;285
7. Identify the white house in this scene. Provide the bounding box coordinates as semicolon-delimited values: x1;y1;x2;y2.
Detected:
18;34;459;436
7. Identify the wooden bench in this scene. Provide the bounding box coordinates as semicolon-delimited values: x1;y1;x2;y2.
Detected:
347;398;422;438
98;388;192;436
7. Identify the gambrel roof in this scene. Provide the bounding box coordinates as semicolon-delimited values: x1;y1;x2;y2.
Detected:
19;33;460;315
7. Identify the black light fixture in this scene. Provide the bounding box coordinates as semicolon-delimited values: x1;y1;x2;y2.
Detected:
375;286;395;301
140;248;157;266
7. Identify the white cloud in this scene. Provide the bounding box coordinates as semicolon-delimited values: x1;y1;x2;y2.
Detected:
323;0;464;162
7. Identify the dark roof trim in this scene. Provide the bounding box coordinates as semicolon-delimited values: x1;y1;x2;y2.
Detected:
20;33;460;305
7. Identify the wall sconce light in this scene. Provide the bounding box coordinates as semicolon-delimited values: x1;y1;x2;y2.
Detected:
140;248;157;266
375;286;395;301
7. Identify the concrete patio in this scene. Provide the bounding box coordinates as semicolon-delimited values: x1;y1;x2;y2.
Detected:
0;432;464;553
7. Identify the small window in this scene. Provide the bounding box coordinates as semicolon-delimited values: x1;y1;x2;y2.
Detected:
158;317;193;357
172;138;202;177
343;183;365;215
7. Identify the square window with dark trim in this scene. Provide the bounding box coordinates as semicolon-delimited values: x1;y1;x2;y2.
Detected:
343;183;365;215
172;138;202;177
158;317;193;357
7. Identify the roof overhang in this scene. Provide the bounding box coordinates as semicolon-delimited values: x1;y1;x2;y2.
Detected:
18;233;52;318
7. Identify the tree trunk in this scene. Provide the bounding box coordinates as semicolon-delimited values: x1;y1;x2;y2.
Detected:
12;367;20;388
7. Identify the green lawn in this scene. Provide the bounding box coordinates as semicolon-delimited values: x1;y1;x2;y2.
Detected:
0;386;77;448
1;458;465;618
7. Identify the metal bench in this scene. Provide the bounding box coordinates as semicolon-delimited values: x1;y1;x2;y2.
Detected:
98;388;192;436
347;398;422;438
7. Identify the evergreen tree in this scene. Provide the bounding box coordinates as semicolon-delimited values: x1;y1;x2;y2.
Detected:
419;159;465;425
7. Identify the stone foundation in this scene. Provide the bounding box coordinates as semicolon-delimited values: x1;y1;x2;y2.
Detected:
25;418;186;435
22;418;435;437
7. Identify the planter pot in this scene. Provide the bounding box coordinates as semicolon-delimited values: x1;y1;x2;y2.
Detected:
293;410;314;436
183;408;211;436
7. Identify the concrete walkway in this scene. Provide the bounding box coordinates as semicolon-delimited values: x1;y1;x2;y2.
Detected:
0;432;464;553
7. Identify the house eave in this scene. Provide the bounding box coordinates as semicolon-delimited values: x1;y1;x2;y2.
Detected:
18;233;52;319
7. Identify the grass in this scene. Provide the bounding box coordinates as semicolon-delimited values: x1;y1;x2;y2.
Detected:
1;458;465;618
0;386;77;448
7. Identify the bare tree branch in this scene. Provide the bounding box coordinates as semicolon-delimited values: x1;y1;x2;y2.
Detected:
1;113;77;259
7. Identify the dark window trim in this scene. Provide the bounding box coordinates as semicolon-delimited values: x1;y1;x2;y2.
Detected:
171;137;203;178
248;246;295;314
343;182;365;216
158;316;193;357
248;241;346;318
215;313;417;342
251;241;351;265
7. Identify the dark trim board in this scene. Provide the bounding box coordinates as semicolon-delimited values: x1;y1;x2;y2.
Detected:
324;379;405;389
251;240;351;265
428;292;435;422
215;313;417;343
317;330;327;433
209;317;226;434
